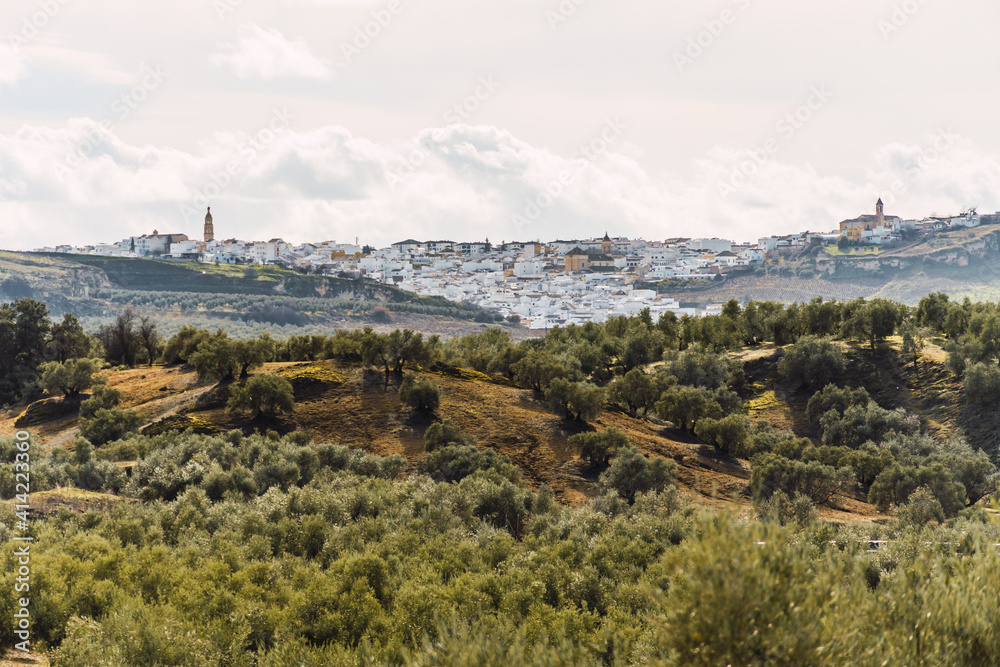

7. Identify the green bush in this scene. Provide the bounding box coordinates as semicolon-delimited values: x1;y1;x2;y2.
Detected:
749;453;848;504
160;324;211;365
418;445;521;484
607;368;672;416
78;408;145;446
39;358;99;398
895;486;945;527
963;362;1000;407
654;386;740;432
399;373;441;412
819;401;919;449
423;419;476;451
753;490;816;527
79;384;123;419
545;379;605;422
227;374;295;418
777;335;845;390
664;345;739;390
568;427;628;467
868;462;966;515
694;414;750;457
806;384;870;423
599;446;677;504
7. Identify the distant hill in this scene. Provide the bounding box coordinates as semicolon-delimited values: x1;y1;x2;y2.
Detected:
660;224;1000;306
0;251;499;337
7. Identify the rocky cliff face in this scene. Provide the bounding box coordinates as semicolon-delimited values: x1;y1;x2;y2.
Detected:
816;228;1000;276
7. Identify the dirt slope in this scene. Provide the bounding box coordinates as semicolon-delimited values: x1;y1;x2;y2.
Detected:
2;357;888;523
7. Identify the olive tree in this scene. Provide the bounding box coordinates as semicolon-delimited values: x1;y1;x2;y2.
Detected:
40;358;99;398
568;427;628;467
599;446;677;504
227;374;295;419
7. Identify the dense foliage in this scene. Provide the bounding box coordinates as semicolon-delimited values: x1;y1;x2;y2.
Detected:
6;290;1000;663
2;430;1000;664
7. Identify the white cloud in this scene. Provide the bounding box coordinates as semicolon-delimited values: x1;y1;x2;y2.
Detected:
1;120;999;252
210;23;331;81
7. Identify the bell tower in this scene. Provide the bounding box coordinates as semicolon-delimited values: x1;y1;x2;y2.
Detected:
204;207;215;242
875;198;885;228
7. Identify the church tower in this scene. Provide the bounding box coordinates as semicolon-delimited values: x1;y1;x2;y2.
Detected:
204;207;215;242
875;198;885;228
602;231;612;255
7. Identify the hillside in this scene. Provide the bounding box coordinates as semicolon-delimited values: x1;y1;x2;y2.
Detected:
4;314;1000;664
10;340;979;524
661;224;1000;306
0;251;502;337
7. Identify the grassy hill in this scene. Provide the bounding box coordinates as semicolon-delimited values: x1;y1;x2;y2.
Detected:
13;336;985;523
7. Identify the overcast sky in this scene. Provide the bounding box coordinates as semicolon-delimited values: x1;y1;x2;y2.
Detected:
1;0;999;249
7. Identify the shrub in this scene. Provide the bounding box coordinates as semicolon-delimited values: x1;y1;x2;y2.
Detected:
79;408;146;446
458;471;532;536
806;384;870;423
418;445;521;484
694;414;750;457
599;446;677;504
423;419;475;451
399;374;440;413
79;384;123;419
895;486;945;527
749;453;848;504
664;345;738;390
655;386;740;432
39;358;99;397
777;335;845;390
944;334;986;377
838;444;895;487
370;306;393;324
510;350;583;392
754;490;816;527
360;328;438;375
868;462;966;516
227;374;295;418
568;427;628;467
744;420;800;458
189;331;239;382
160;324;211;365
545;379;605;422
607;368;671;416
963;362;1000;407
819;401;919;449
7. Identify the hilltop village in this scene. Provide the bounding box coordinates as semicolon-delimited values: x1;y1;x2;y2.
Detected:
35;202;1000;330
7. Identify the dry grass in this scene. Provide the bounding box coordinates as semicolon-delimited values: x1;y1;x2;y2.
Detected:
0;650;49;666
10;343;976;523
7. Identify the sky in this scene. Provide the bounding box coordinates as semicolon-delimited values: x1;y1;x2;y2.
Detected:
1;0;999;250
